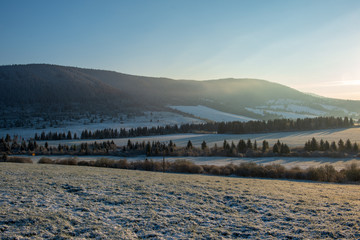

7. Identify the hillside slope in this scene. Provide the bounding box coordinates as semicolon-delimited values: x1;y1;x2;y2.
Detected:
1;64;359;119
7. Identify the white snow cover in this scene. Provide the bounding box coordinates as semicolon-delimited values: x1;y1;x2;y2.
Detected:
267;104;325;115
169;105;256;122
264;110;318;119
246;98;329;118
245;108;318;119
320;104;357;115
245;107;265;116
320;104;339;111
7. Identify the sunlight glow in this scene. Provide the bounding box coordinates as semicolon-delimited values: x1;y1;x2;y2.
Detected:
333;80;360;86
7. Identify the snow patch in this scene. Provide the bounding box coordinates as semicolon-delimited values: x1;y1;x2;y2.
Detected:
245;108;317;119
264;110;318;119
245;107;265;116
248;99;328;118
169;105;256;122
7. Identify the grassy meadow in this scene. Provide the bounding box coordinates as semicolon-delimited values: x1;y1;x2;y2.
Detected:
1;162;359;239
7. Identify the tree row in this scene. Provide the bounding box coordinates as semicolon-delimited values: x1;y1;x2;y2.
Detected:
32;116;354;141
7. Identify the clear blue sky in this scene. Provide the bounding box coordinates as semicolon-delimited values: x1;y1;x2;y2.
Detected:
1;0;360;99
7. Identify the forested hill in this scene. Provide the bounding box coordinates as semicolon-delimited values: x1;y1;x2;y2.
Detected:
0;64;131;107
1;64;359;119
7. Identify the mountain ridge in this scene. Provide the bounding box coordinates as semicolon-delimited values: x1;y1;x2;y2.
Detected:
1;63;359;120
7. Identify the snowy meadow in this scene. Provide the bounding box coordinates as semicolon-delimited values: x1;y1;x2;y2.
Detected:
1;163;359;239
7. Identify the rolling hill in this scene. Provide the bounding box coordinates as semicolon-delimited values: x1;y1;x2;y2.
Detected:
1;64;359;120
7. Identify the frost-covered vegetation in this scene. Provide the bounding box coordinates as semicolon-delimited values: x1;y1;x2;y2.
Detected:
1;163;359;239
33;156;360;183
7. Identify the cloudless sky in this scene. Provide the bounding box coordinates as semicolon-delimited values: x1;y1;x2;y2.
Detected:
1;0;360;100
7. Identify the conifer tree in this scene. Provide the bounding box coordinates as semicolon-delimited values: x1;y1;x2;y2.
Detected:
201;140;207;150
187;140;193;149
246;139;253;150
345;139;352;152
338;139;345;152
262;140;269;153
273;143;279;154
237;140;247;153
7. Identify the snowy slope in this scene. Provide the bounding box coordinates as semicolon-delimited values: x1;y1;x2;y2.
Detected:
246;108;318;119
170;105;257;122
245;98;358;119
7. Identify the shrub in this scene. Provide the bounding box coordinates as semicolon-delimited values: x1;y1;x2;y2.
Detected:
152;161;165;172
55;158;78;165
170;159;196;173
78;160;91;166
1;154;8;162
113;159;128;169
222;164;236;176
190;164;204;174
235;162;264;177
285;166;305;180
137;158;164;171
142;158;155;171
94;158;115;167
38;157;54;164
208;165;222;175
345;163;360;182
6;156;33;163
306;167;321;181
323;165;338;182
264;164;285;178
306;165;338;182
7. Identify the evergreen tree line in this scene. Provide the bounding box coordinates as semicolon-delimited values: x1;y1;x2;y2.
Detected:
1;133;360;159
0;134;116;155
32;116;354;141
304;137;359;153
123;137;358;158
34;131;77;141
122;139;291;158
217;116;353;134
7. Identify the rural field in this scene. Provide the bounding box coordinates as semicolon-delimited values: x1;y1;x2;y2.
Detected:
1;163;359;239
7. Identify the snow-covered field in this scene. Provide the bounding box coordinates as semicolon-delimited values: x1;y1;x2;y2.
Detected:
0;111;204;140
1;163;359;239
170;105;256;122
246;98;359;119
